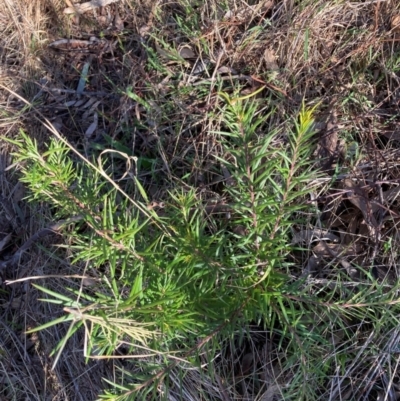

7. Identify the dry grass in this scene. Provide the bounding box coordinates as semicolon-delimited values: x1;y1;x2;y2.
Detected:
2;0;400;399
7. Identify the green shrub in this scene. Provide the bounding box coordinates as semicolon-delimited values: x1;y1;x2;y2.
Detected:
8;98;326;400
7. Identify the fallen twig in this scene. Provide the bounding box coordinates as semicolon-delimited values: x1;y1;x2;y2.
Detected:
63;0;121;14
0;216;83;272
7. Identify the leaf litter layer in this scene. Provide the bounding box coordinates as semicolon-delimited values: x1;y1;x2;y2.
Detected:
1;0;400;400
